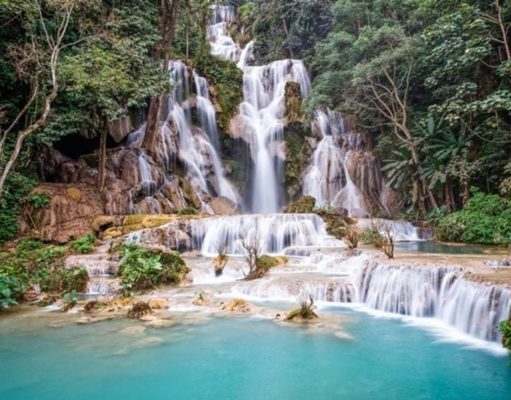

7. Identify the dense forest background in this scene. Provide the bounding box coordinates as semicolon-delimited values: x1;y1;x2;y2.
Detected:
0;0;510;243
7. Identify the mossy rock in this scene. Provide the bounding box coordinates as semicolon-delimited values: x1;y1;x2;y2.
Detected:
127;301;152;318
285;196;316;213
66;187;82;202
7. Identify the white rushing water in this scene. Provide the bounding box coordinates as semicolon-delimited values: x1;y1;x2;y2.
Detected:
208;6;311;213
355;263;511;342
192;213;342;255
127;59;240;209
303;109;367;216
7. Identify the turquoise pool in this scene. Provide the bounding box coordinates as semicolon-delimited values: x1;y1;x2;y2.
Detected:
0;308;510;400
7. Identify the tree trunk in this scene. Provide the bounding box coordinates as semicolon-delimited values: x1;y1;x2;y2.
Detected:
97;127;107;192
143;0;181;156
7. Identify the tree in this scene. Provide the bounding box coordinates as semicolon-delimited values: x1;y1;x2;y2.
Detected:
0;0;78;198
143;0;181;158
59;1;168;191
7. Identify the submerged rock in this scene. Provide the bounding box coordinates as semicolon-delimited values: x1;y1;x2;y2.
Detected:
127;301;152;319
221;298;250;313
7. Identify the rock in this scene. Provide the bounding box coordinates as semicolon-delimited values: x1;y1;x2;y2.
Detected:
127;301;152;318
192;291;212;306
83;300;99;313
108;116;133;143
24;284;41;302
284;81;304;124
147;298;169;310
143;318;175;328
119;325;146;335
66;187;82;202
19;184;103;244
213;255;228;276
91;215;120;233
209;197;237;215
285;196;316;213
221;298;250;313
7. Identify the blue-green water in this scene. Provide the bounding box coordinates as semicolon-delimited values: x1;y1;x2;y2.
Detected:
0;309;510;400
395;241;505;255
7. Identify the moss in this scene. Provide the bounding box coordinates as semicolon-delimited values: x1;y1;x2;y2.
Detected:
284;82;304;124
284;122;311;201
177;207;197;216
285;196;316;213
194;54;243;133
257;254;287;270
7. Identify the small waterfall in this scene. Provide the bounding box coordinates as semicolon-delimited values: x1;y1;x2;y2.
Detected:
303;110;368;217
192;213;342;255
129;213;344;256
241;59;311;212
208;5;239;62
65;254;120;296
138;150;156;196
231;278;355;303
193;71;220;150
355;263;511;342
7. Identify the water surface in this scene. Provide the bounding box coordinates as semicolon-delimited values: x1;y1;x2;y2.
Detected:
0;309;510;400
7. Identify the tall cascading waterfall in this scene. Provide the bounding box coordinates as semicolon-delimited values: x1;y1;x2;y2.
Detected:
303;109;368;216
127;60;240;209
208;5;311;213
168;61;240;205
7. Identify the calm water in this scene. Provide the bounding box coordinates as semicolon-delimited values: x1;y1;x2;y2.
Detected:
0;309;510;400
395;241;505;255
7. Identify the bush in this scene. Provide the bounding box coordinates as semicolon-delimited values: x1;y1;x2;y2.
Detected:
287;292;318;321
361;224;384;245
0;172;37;243
40;266;89;294
70;234;96;254
500;319;511;351
117;245;189;294
437;189;511;244
0;240;89;309
177;207;197;216
0;275;25;309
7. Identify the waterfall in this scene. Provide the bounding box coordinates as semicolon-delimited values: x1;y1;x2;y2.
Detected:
192;213;341;255
193;71;220;150
303;110;368;217
208;7;311;213
208;5;239;62
138;150;156;196
129;213;344;256
355;263;511;342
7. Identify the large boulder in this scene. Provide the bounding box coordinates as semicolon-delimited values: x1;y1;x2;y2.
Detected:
209;196;237;215
20;184;103;243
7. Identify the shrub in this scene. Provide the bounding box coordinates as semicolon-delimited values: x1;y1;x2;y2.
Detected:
117;245;189;294
177;207;197;216
0;240;89;309
0;275;25;309
361;224;384;245
70;234;96;254
40;266;89;294
500;319;511;351
287;292;318;321
0;172;37;243
437;189;511;244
